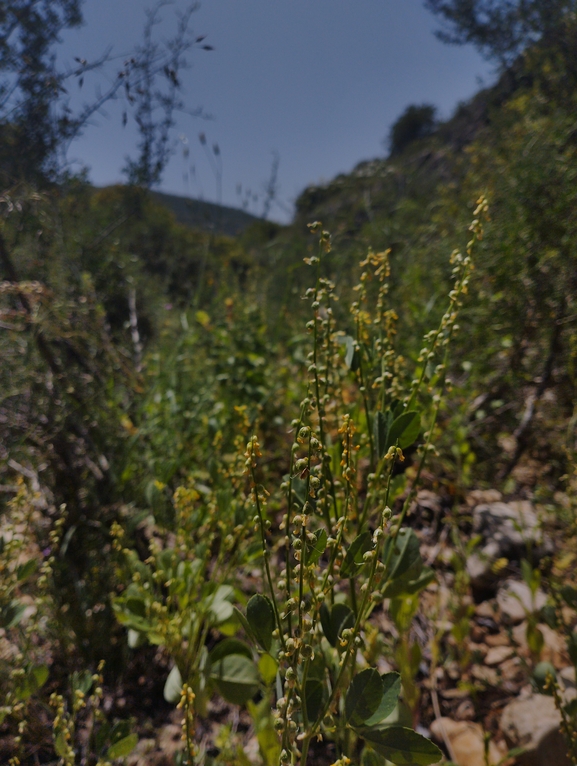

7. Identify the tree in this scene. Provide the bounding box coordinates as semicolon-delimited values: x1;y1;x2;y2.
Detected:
424;0;577;66
0;0;208;186
387;104;437;156
122;2;211;189
0;0;86;180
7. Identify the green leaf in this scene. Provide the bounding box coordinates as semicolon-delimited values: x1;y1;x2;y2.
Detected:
17;559;37;581
386;411;420;450
358;725;442;765
341;531;373;577
233;605;255;637
383;566;435;600
164;664;183;703
32;664;49;690
72;670;93;696
290;477;307;510
157;548;176;578
125;596;146;618
405;567;436;594
128;629;145;648
526;623;544;657
382;528;424;597
258;654;278;686
361;746;388;766
384;528;420;578
532;661;556;694
257;724;281;766
560;585;577;608
0;600;27;629
210;638;253;664
247;594;275;652
319;602;355;647
340;335;359;371
304;678;324;722
540;604;557;629
109;721;132;746
305;528;327;565
374;410;392;459
94;721;111;755
210;653;260;705
16;663;50;701
107;733;138;759
345;669;383;727
54;731;69;757
207;585;235;624
307;653;326;680
364;672;402;726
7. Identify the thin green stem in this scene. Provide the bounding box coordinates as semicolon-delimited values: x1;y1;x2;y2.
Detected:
250;461;287;652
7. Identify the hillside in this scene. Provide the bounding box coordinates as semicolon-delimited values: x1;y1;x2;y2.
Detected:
150;190;262;237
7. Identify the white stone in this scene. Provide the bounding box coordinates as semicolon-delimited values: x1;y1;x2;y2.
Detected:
501;694;571;766
430;717;504;766
497;580;547;624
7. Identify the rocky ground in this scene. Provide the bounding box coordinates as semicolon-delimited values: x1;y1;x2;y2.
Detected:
119;487;577;766
2;486;575;766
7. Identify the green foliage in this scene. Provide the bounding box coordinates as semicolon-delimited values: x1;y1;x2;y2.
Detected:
0;2;206;186
424;0;577;65
0;0;83;181
388;104;437;156
93;206;479;765
4;17;577;763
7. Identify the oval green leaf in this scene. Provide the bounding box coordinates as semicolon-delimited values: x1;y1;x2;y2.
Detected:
386;411;420;451
305;528;327;566
258;653;278;686
163;664;183;703
374;410;393;459
345;668;383;726
320;602;355;647
210;638;253;664
364;672;401;726
1;600;27;629
107;733;138;760
247;594;275;652
17;559;37;582
128;629;145;648
341;531;373;578
358;725;442;766
304;678;324;722
210;653;260;705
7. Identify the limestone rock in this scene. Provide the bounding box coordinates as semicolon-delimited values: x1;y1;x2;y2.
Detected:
466;489;503;506
471;663;499;686
499;656;524;683
501;694;571;766
466;500;551;589
485;645;514;666
430;717;504;766
539;623;568;668
485;632;510;647
156;724;184;760
560;665;576;702
127;739;156;766
497;580;546;624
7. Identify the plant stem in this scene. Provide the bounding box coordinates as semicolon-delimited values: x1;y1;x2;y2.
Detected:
250;460;287;651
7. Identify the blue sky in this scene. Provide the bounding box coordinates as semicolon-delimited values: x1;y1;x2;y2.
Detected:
59;1;492;222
